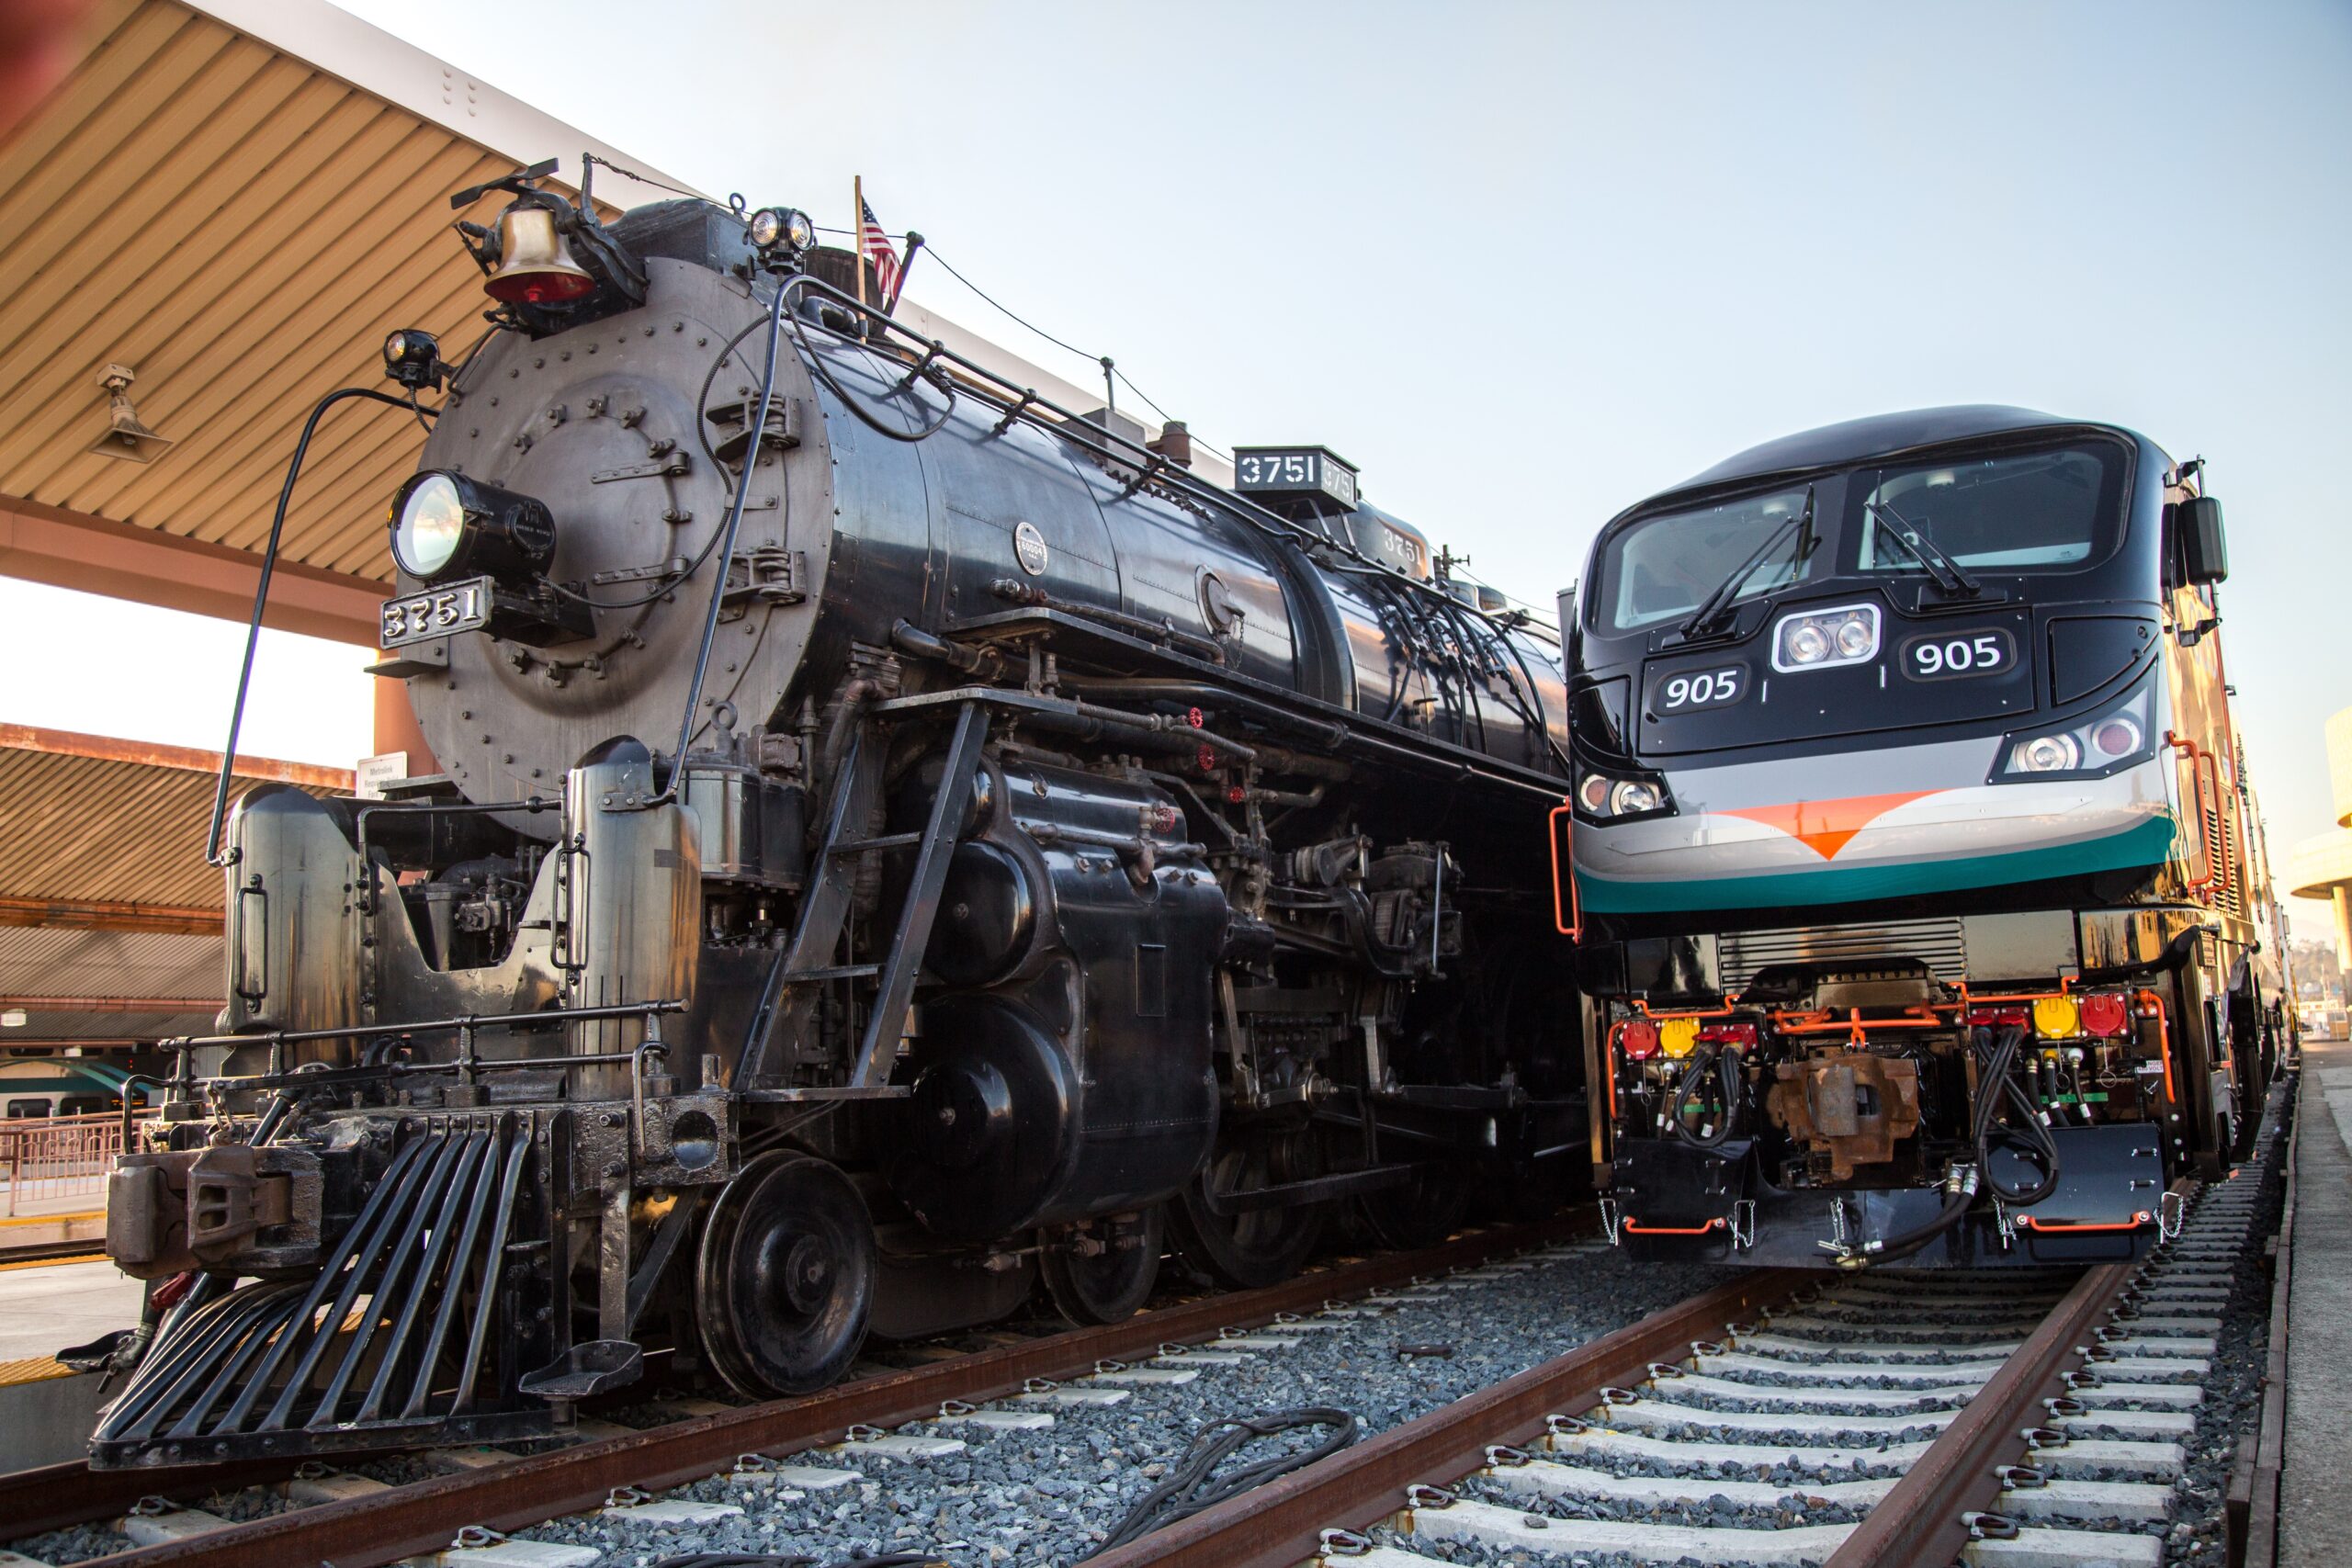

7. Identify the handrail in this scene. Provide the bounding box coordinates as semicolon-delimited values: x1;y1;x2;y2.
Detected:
1620;1216;1726;1236
2013;1211;2151;1233
1548;803;1581;942
2165;730;2224;901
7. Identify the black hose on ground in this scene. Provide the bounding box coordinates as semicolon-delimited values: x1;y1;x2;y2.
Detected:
650;1553;944;1567
1085;1406;1359;1556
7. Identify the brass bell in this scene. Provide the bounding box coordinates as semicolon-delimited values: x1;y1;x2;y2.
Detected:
483;205;594;305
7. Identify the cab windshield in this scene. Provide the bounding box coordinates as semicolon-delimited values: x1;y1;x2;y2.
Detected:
1589;486;1815;633
1589;439;2129;634
1849;446;2120;575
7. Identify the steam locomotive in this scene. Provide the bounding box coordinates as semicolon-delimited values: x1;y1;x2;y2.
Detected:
87;170;1579;1465
1558;406;2288;1270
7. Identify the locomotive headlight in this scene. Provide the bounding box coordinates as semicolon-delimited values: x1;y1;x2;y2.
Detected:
2015;732;2082;773
389;470;559;586
390;473;466;579
1995;683;2156;781
1771;603;1881;673
1610;779;1663;816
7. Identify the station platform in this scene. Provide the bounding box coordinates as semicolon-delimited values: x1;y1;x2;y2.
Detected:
0;1257;142;1471
2282;1036;2352;1566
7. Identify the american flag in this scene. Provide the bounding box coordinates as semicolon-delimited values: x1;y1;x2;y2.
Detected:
857;197;902;300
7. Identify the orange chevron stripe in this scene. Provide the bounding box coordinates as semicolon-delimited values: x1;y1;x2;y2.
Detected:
1720;791;1937;861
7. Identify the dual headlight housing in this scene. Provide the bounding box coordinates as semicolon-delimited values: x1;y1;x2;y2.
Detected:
1770;602;1881;672
389;470;559;586
1994;683;2156;780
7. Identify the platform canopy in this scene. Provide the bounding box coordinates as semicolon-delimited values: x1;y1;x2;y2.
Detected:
0;0;702;644
0;725;351;1044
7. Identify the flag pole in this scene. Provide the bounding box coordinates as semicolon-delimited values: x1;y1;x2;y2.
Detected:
853;175;870;315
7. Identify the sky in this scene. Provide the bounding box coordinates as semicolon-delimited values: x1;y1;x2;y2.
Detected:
13;0;2350;921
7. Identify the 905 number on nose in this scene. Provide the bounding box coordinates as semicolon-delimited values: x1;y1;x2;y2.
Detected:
1902;628;2014;681
1654;664;1745;713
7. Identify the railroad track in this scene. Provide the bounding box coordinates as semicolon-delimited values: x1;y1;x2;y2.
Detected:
0;1213;1592;1567
1094;1148;2283;1568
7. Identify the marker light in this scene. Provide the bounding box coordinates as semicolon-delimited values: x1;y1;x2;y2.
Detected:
381;329;445;391
2031;995;2082;1040
1658;1018;1700;1059
1619;1021;1661;1061
1771;604;1881;673
1577;773;1612;813
748;206;815;253
2080;993;2131;1038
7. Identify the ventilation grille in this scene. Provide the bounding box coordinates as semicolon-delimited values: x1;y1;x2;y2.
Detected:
1721;917;1968;996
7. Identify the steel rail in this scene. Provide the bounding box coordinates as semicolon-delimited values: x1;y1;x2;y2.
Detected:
4;1215;1587;1558
1817;1257;2135;1567
1082;1268;1809;1568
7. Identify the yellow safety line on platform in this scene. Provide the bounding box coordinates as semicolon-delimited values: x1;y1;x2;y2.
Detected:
0;1354;76;1388
0;1250;108;1272
0;1212;106;1228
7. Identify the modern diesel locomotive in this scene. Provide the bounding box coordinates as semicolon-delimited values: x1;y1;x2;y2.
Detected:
1557;406;2286;1270
85;170;1579;1466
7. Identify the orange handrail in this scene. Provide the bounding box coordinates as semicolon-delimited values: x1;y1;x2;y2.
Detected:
2134;987;2177;1105
1621;1216;1726;1235
2014;1211;2151;1233
2165;730;2222;900
1548;802;1581;942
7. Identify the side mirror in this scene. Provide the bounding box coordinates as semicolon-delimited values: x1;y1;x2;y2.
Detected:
2175;495;2229;586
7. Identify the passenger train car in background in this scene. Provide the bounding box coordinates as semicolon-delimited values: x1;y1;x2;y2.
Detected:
1558;406;2286;1270
85;168;1581;1467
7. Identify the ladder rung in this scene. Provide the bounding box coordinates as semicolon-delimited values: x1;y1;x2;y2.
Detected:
829;831;922;856
781;963;881;983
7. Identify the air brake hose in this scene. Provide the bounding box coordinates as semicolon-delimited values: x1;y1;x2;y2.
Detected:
1668;1045;1742;1148
1974;1024;2061;1205
1836;1023;2058;1269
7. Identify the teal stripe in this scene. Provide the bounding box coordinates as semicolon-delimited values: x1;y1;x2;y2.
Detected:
1577;812;2177;914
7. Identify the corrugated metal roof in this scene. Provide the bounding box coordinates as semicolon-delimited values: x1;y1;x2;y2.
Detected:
0;0;656;584
0;726;348;909
0;925;220;1004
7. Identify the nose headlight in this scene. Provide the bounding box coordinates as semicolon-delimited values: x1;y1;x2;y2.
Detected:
389;470;558;586
1611;779;1663;815
1576;770;1674;820
1995;685;2157;781
1772;603;1881;672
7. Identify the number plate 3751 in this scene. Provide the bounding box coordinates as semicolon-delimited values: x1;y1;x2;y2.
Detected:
380;578;492;649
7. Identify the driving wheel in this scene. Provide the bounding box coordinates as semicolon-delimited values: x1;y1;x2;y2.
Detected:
695;1153;876;1398
1351;1159;1471;1250
1168;1132;1325;1289
1039;1207;1164;1326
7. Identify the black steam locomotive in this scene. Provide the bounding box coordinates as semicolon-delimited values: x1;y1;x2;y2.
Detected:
89;169;1579;1465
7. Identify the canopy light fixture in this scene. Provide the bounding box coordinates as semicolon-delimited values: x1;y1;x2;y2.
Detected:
87;363;174;463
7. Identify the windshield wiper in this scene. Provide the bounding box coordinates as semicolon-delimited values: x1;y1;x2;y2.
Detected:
1864;499;1981;598
1677;485;1817;639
